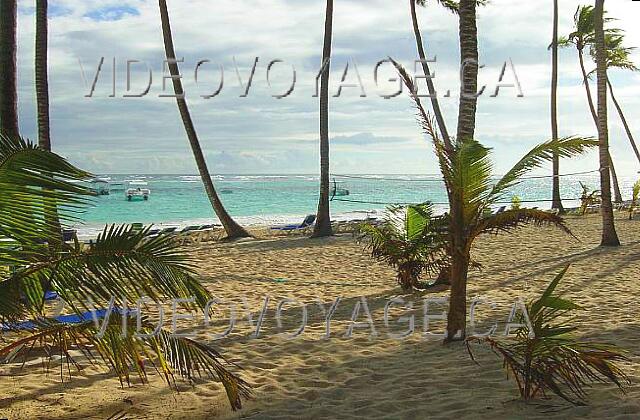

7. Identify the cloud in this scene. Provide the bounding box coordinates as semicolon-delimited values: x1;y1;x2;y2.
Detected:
11;0;640;176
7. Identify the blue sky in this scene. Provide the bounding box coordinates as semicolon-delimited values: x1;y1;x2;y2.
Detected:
12;0;640;176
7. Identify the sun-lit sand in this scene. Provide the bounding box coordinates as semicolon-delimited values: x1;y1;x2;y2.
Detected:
1;213;640;419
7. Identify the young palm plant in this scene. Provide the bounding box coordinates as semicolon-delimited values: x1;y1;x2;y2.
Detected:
628;180;640;220
467;266;630;405
0;135;250;409
578;182;600;215
356;203;449;291
391;60;597;341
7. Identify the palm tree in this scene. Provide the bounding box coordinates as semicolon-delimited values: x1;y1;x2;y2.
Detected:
0;134;250;409
410;0;487;149
594;0;619;246
158;0;250;240
560;5;622;203
35;0;50;151
0;0;19;138
588;33;640;164
550;0;563;212
312;0;334;238
393;61;596;341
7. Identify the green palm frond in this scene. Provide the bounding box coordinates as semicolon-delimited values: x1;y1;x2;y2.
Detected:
416;0;488;13
0;315;251;410
490;137;598;202
0;134;93;244
472;208;574;240
2;225;212;320
467;267;630;405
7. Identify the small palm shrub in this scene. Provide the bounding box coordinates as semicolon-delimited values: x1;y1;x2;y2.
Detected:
628;179;640;220
579;182;600;215
356;203;448;291
511;195;522;210
467;266;630;405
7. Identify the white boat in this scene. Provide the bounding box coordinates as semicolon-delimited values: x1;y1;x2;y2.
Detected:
125;181;150;201
89;178;111;195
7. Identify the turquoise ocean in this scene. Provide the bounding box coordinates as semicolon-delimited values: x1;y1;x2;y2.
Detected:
73;173;631;238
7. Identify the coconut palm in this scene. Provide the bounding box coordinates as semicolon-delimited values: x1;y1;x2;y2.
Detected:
559;5;623;203
467;266;629;405
356;203;449;291
410;0;487;148
392;61;597;341
594;0;619;246
35;0;50;151
313;0;334;238
550;0;563;212
0;0;18;138
587;34;640;164
0;134;250;409
158;0;250;240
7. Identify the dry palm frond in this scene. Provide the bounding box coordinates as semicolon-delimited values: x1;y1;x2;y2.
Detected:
467;266;630;405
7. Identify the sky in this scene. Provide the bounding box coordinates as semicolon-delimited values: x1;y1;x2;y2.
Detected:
11;0;640;175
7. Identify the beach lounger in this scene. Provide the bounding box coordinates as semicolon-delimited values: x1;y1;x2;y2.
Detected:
271;215;316;232
2;307;134;331
159;227;178;235
181;225;203;234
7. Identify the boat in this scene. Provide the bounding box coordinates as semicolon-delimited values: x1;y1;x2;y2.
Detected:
331;180;350;197
89;178;111;195
125;181;150;201
220;188;234;194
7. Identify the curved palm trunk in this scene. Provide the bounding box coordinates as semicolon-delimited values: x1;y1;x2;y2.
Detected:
158;0;250;239
594;0;620;246
0;0;18;138
446;0;479;342
312;0;334;238
578;49;622;203
550;0;563;212
608;80;640;164
410;0;451;149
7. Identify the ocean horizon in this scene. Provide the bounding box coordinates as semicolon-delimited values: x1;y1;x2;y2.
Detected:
72;172;630;238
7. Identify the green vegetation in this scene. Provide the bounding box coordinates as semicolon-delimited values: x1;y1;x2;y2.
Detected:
0;134;250;410
467;266;630;405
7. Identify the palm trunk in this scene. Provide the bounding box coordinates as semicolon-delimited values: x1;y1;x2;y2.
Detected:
578;48;622;203
36;0;51;151
35;0;62;247
550;0;563;212
456;1;479;142
446;0;478;342
608;80;640;164
410;0;451;149
312;0;334;238
594;0;620;246
0;0;18;138
158;0;250;240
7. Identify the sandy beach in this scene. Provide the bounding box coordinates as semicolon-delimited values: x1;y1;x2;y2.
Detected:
0;213;638;419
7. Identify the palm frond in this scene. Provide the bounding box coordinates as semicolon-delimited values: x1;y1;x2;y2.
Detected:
467;267;630;405
489;137;598;202
0;315;251;410
472;208;574;239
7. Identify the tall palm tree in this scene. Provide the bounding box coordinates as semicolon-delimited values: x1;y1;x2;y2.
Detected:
447;0;479;341
589;34;640;164
158;0;249;239
0;0;19;138
392;62;596;341
35;0;50;151
560;5;622;203
0;134;250;409
312;0;334;238
550;0;563;212
410;0;487;149
594;0;619;246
